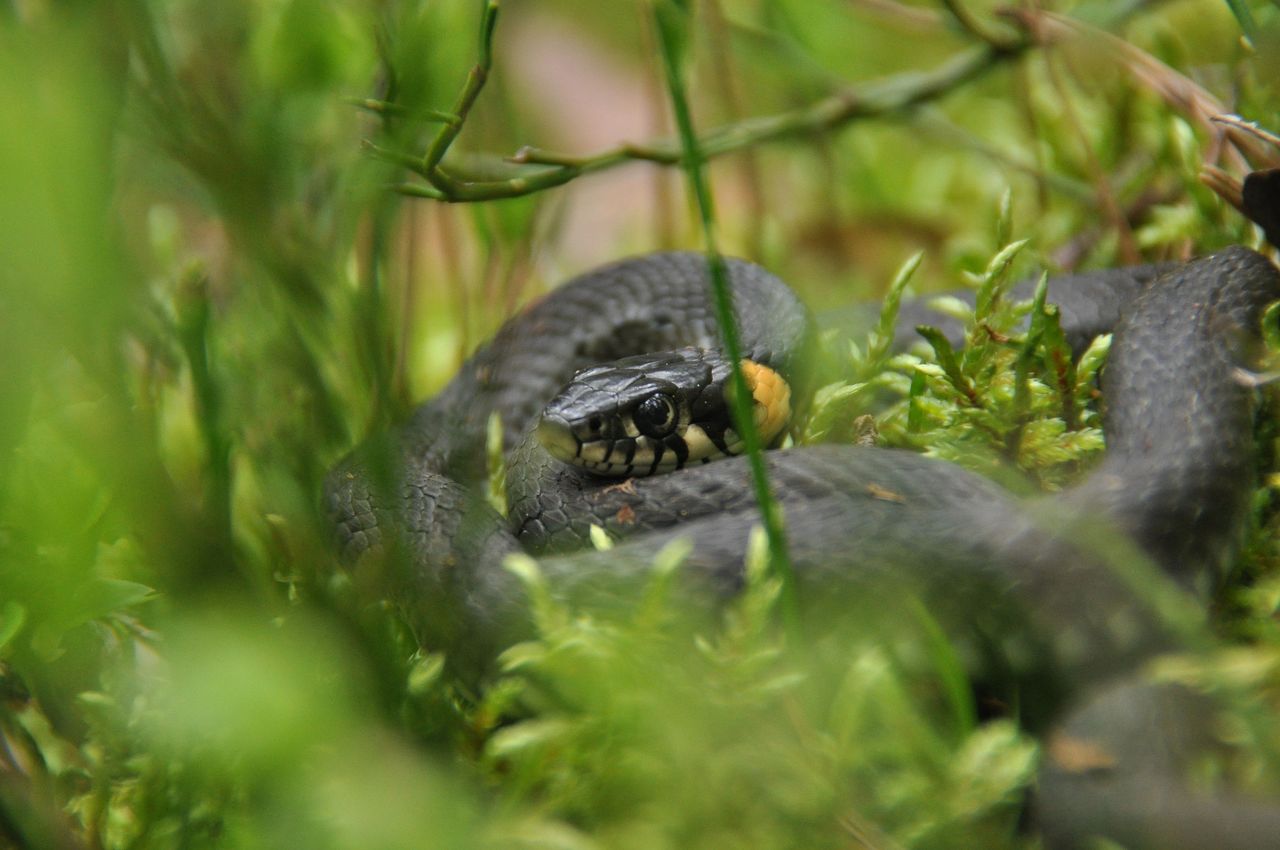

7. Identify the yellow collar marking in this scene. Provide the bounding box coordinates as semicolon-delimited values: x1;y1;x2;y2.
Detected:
738;360;792;446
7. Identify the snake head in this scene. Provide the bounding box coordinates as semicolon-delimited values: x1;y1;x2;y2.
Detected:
537;347;792;477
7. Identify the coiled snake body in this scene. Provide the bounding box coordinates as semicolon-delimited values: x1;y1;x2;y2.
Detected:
327;246;1280;849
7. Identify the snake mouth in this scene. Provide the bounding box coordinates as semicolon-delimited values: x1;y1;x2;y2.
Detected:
537;410;686;477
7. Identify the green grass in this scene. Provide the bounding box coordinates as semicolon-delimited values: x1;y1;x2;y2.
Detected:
2;1;1280;848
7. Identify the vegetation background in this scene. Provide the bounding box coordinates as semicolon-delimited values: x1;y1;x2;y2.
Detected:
2;0;1279;847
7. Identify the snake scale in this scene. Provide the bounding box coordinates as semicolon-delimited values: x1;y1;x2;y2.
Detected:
326;245;1280;849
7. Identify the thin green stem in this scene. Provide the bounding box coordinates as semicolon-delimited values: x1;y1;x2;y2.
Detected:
395;181;449;201
365;139;431;171
1222;0;1259;42
938;0;1021;50
418;0;500;184
395;165;581;201
373;0;1166;205
398;41;1023;202
175;270;229;530
347;98;457;125
651;0;800;635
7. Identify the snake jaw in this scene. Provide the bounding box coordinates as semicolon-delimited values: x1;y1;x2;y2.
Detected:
537;410;660;476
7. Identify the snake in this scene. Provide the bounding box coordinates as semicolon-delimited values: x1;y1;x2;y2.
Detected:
325;246;1280;849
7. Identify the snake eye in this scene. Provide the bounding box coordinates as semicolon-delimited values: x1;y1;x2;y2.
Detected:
634;393;676;439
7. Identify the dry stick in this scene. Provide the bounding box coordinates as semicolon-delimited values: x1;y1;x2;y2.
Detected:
1201;164;1246;213
1210;114;1280;168
651;0;800;634
1201;118;1280;221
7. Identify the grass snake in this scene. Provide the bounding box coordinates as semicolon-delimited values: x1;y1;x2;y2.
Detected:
326;246;1280;849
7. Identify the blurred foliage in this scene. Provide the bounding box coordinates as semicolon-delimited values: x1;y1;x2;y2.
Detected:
1;0;1280;848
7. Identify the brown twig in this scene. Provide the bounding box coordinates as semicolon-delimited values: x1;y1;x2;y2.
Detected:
1210;114;1280;168
1200;164;1246;213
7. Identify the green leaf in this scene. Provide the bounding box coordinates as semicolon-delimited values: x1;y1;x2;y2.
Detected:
909;599;976;739
588;524;614;551
653;0;692;69
974;238;1029;321
949;721;1038;811
1222;0;1260;41
1076;334;1112;399
486;717;575;760
907;368;928;433
994;187;1013;248
0;601;26;653
866;250;925;366
407;653;446;695
915;325;974;401
89;578;157;614
804;380;870;442
1013;272;1051;426
1263;302;1280;353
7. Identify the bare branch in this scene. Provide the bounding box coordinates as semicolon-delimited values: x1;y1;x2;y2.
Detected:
418;0;500;186
938;0;1022;50
395;43;1024;203
347;98;457;125
375;0;1172;205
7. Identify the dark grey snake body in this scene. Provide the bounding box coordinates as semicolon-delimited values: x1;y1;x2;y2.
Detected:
326;246;1280;849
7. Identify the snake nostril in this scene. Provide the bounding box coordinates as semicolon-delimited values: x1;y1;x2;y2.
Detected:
588;416;602;433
